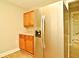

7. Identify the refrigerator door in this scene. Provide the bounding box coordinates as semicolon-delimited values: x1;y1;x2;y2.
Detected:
39;1;64;58
34;1;64;58
34;10;44;58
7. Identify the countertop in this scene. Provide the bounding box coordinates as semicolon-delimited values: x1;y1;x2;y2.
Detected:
19;33;34;36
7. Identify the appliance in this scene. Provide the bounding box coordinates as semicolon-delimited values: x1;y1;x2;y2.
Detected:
34;1;64;58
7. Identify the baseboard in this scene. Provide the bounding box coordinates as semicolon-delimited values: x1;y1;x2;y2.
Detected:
0;48;20;58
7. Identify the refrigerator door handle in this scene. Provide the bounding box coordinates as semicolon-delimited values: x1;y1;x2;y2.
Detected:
41;16;45;48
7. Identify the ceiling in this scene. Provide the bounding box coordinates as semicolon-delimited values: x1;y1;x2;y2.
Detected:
4;0;60;11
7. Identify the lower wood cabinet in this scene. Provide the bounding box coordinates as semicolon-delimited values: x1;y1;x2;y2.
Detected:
19;35;26;50
19;34;34;54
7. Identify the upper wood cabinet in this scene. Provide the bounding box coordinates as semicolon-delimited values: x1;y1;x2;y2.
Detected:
24;11;34;27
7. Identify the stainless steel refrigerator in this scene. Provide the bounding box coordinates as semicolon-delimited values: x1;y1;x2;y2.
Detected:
34;1;64;58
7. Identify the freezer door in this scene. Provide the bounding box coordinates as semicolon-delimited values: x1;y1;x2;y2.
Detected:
34;10;44;58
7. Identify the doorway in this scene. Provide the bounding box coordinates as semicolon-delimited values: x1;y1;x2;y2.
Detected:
69;1;79;58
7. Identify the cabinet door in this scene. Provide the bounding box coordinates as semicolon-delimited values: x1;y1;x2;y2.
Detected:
29;11;34;26
24;11;34;27
25;35;34;54
19;35;26;50
24;13;30;27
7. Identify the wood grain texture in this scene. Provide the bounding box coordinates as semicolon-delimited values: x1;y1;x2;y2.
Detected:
25;35;34;54
24;11;34;27
19;34;26;50
19;34;34;54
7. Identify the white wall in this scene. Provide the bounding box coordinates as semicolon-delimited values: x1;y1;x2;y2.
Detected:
0;0;26;54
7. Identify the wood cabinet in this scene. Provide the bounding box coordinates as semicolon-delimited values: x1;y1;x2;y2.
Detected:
24;11;34;27
25;35;34;54
19;35;26;50
19;34;34;54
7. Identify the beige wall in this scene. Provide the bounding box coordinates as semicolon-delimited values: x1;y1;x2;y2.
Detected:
0;0;26;54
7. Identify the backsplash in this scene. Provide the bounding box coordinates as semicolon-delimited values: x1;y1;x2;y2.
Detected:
21;27;34;35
